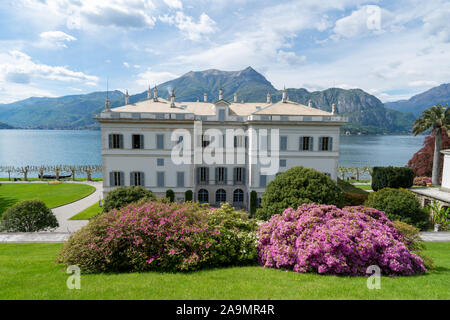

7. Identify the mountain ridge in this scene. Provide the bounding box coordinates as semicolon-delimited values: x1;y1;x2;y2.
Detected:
0;67;416;133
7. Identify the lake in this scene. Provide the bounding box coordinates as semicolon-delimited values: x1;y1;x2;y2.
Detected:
0;130;425;177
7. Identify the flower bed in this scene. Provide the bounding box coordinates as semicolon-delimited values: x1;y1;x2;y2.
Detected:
413;176;432;186
257;204;426;276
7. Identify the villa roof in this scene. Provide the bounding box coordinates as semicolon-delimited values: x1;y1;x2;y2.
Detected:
110;98;333;117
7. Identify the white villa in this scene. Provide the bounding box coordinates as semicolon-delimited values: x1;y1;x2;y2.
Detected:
94;87;348;209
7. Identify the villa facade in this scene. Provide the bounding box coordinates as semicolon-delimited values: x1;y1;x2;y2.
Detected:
94;87;347;209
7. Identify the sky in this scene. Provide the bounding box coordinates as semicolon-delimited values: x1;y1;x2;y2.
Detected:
0;0;449;104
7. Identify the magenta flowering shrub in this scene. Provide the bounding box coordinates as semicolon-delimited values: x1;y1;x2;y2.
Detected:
413;176;432;186
257;204;426;276
58;201;258;273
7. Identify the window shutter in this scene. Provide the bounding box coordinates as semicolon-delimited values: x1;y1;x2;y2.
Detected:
108;134;113;148
299;136;303;151
233;168;237;185
328;137;333;151
119;134;124;149
197;167;200;184
109;172;114;186
319;137;323;151
215;168;219;184
130;172;135;186
310;137;314;151
120;171;124;186
206;168;209;185
140;135;144;149
224;168;228;184
242;168;246;184
140;172;145;186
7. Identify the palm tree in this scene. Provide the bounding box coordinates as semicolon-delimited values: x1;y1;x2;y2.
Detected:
412;104;450;185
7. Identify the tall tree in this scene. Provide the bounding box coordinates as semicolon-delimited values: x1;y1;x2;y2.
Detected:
412;105;450;185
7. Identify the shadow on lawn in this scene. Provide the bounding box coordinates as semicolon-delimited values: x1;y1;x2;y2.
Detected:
0;186;18;218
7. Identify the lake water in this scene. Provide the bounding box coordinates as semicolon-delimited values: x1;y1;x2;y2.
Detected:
0;130;425;177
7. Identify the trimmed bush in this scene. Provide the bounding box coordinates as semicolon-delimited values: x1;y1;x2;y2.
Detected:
57;201;258;273
258;204;426;276
256;166;344;220
185;190;193;202
371;166;414;191
1;200;58;232
393;220;434;270
166;189;175;202
366;188;430;230
250;191;257;216
103;186;154;213
337;179;369;206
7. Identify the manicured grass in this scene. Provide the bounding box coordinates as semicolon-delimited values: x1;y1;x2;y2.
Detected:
353;184;373;191
0;242;449;300
70;202;103;220
0;183;95;216
337;179;369;195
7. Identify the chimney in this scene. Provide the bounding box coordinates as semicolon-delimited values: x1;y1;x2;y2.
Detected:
266;92;271;104
125;90;129;105
234;92;238;103
147;86;151;100
282;86;287;103
203;92;207;102
153;86;158;101
308;100;313;108
170;89;175;108
332;103;337;115
219;88;223;100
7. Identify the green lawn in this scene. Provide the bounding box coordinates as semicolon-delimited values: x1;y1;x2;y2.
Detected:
353;184;373;191
0;183;95;216
70;202;103;220
0;242;449;300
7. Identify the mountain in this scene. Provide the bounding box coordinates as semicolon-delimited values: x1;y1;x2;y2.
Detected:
0;67;414;133
385;83;450;117
0;122;14;129
0;91;124;129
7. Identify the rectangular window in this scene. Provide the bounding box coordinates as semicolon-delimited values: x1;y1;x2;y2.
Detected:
176;114;185;120
130;172;144;186
234;136;244;148
280;136;288;151
260;174;267;187
110;171;123;186
156;134;164;149
234;167;245;184
216;167;226;184
177;172;185;187
157;172;165;187
199;167;209;184
109;134;123;149
157;158;164;166
280;159;287;167
320;137;333;151
281;116;289;121
300;136;313;151
132;134;143;149
156;113;164;120
202;134;210;148
218;109;225;122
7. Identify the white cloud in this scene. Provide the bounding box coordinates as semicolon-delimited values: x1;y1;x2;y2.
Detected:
18;0;157;30
39;31;77;48
164;0;183;9
0;50;99;84
277;50;306;66
159;11;216;41
408;80;439;87
332;5;395;40
135;68;178;88
123;62;130;68
422;2;450;43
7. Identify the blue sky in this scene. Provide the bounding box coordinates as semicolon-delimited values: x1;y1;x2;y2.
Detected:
0;0;449;103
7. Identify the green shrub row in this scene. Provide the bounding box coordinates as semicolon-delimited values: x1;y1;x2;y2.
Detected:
371;166;414;191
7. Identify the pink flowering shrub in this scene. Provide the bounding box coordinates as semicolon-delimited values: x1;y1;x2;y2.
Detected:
57;201;258;273
257;204;426;276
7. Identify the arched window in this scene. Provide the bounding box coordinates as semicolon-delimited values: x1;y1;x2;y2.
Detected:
233;189;244;203
198;189;209;203
215;189;226;203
